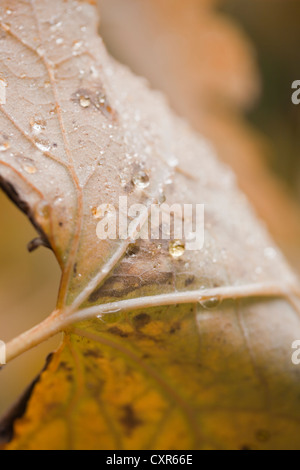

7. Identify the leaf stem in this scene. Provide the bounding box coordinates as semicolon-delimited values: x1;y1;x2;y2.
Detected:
4;281;300;365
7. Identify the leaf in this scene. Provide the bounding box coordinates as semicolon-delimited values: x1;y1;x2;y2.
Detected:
100;0;300;268
0;0;300;450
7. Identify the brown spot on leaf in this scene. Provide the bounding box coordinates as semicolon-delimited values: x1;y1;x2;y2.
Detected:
83;349;103;359
133;313;151;329
89;271;173;302
58;361;73;373
169;322;181;334
126;244;140;257
108;327;129;338
185;276;195;287
120;405;143;435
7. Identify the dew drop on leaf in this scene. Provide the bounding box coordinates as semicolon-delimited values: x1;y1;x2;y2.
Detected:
35;139;51;152
37;47;45;57
79;96;91;108
30;117;46;134
199;297;222;310
169;240;185;258
36;200;50;219
73;41;83;53
0;141;10;152
132;171;150;189
23;165;37;174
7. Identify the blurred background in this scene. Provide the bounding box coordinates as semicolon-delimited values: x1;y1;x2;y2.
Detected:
223;0;300;201
0;0;299;415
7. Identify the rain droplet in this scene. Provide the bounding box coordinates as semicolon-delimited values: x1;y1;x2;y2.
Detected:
101;266;110;274
30;117;46;134
90;65;99;78
73;41;83;55
0;141;10;152
24;165;37;174
50;21;62;32
199;297;221;310
79;95;91;108
35;139;50;152
96;314;105;322
92;206;101;218
54;197;63;206
37;46;45;57
91;204;114;219
36;200;50;219
169;240;185;258
169;156;179;168
132;171;150;189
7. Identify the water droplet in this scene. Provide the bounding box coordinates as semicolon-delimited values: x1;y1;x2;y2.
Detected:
90;65;99;78
54;197;63;206
0;140;10;152
96;314;105;322
92;204;114;219
35;139;50;152
24;165;37;174
101;266;110;274
199;297;221;310
169;156;179;168
36;200;50;219
169;240;185;258
72;41;83;55
50;21;62;32
30;117;46;134
92;206;100;218
79;95;91;108
132;171;150;189
37;46;45;57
